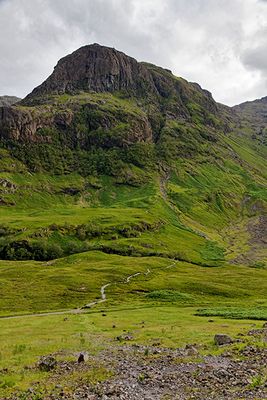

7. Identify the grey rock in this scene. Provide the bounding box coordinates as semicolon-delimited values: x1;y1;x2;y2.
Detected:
38;355;57;371
77;352;89;363
0;178;17;193
185;344;199;356
214;334;233;346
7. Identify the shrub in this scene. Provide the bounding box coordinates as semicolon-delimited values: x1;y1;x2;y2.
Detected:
0;240;63;261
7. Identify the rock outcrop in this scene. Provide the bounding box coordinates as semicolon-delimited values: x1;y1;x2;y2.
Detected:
0;106;46;141
0;106;73;142
0;101;152;144
23;44;157;102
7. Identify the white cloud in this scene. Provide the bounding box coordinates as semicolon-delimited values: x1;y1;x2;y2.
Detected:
0;0;266;105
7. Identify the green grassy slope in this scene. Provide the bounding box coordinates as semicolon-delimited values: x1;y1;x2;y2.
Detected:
0;251;266;316
0;78;265;314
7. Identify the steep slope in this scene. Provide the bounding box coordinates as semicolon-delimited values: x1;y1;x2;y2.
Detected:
0;44;266;268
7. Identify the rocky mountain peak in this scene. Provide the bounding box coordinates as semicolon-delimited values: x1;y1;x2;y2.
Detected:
23;44;156;102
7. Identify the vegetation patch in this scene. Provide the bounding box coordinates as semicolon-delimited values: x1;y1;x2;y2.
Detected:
146;289;193;302
196;307;267;320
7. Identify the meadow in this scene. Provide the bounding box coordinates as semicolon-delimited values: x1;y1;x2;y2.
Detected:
0;248;267;396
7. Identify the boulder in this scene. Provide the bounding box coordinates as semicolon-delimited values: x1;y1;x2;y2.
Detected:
38;355;57;371
116;333;134;342
77;352;89;363
214;334;233;346
185;344;199;356
0;178;17;193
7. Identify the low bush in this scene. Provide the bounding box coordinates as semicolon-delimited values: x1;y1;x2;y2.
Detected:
0;240;63;261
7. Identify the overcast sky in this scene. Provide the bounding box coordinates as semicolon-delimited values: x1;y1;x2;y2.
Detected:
0;0;267;106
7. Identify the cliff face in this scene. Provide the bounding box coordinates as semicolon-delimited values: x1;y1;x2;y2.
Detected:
0;106;40;141
0;100;152;145
23;44;157;102
0;106;74;142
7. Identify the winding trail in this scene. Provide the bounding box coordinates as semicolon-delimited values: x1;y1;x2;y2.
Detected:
0;262;176;320
166;261;176;269
83;268;151;308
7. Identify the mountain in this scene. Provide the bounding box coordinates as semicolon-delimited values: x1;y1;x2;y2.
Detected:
234;96;267;145
1;43;224;144
0;44;266;268
0;95;21;106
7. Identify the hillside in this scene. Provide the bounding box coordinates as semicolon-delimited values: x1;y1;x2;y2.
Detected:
0;44;266;267
0;44;266;399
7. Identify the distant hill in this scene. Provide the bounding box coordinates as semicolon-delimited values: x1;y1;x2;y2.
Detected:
234;96;267;145
0;95;21;106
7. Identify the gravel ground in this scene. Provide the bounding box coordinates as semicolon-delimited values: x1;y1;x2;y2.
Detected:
6;327;267;400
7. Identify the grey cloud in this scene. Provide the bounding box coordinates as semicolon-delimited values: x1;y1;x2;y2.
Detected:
240;22;267;97
243;44;267;72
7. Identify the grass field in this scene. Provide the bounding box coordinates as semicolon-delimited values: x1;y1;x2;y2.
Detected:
0;249;267;396
0;251;266;316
